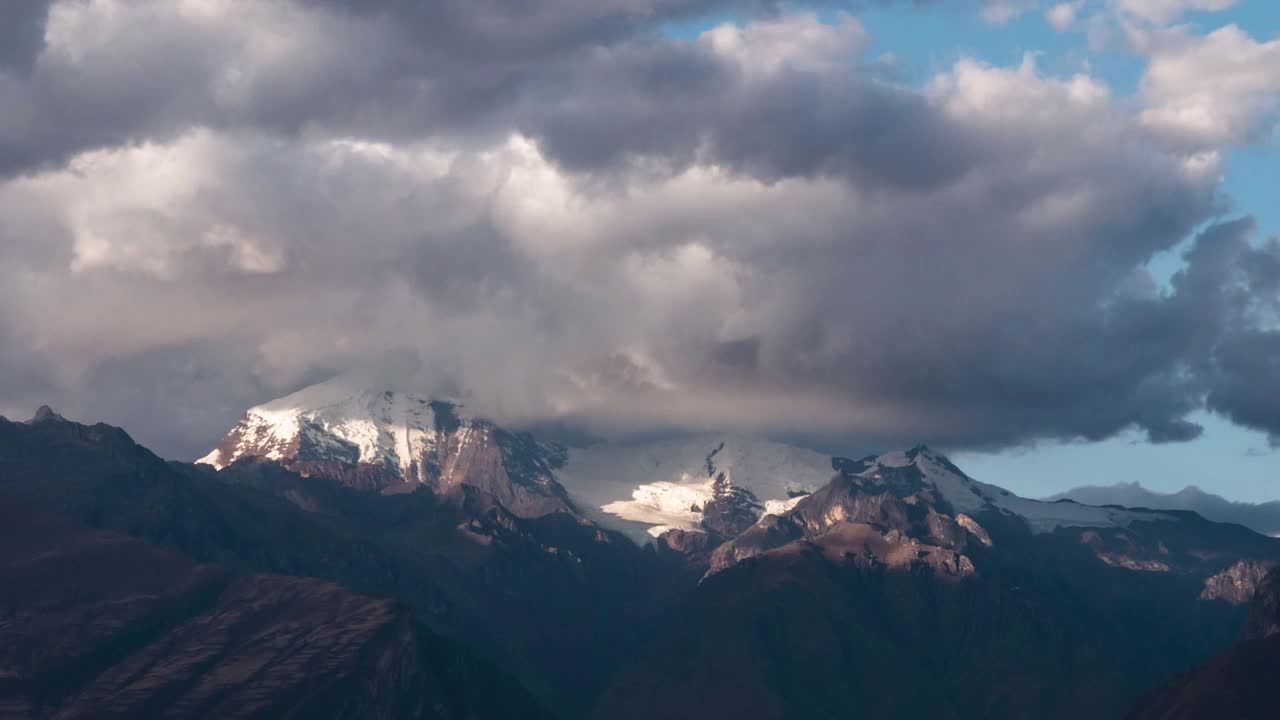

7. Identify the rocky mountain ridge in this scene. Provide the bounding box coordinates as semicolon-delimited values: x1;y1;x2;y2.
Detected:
706;449;993;577
198;382;1280;607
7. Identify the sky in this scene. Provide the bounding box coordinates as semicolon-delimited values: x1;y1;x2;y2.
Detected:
0;0;1277;501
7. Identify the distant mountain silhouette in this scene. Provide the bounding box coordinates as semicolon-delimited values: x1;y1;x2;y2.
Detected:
1049;483;1280;537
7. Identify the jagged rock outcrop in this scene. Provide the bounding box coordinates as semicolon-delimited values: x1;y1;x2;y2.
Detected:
699;471;763;539
655;527;718;566
26;405;66;424
1201;559;1277;604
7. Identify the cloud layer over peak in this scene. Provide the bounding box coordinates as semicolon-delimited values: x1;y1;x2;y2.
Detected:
1;0;1278;461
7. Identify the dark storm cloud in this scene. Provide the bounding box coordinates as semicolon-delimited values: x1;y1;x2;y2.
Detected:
1164;221;1280;444
1208;331;1280;445
0;0;808;177
0;1;414;176
0;0;51;70
69;341;281;460
0;0;954;180
0;0;1276;459
517;35;983;189
302;0;730;57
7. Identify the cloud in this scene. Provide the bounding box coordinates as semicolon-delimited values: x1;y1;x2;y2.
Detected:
980;0;1037;25
1046;2;1081;31
0;0;872;178
1137;24;1280;147
1113;0;1236;25
0;1;1276;461
0;0;52;71
1207;330;1280;446
517;14;988;189
1048;482;1280;536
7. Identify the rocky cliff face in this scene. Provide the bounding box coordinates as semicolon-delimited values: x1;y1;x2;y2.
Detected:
699;471;764;540
1201;560;1277;604
1244;567;1280;641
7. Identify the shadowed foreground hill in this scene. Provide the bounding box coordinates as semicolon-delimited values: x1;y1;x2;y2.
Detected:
0;409;670;717
0;495;550;719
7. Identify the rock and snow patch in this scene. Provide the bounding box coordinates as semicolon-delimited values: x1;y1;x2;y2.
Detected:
601;477;716;537
764;496;806;517
557;435;833;544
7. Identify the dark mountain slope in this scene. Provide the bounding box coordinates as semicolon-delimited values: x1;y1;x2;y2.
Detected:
598;547;1136;720
0;411;678;717
200;455;687;713
0;495;549;720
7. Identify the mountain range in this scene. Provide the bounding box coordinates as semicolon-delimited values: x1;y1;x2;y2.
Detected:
1049;483;1280;538
4;380;1279;719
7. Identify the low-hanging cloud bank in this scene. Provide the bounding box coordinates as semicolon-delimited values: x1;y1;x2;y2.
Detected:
0;0;1278;460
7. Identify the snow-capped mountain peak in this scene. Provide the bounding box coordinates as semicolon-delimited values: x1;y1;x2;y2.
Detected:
847;445;1173;534
198;379;573;516
198;380;447;479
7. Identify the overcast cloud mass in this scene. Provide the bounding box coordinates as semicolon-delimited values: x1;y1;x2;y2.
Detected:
0;0;1278;460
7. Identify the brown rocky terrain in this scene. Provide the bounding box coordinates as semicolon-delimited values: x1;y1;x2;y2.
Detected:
707;456;989;577
0;495;549;720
